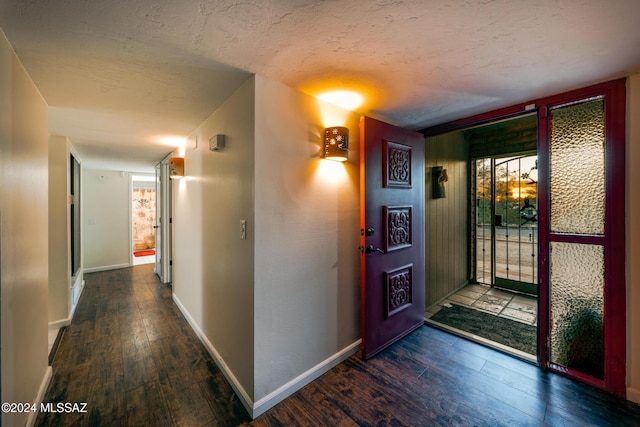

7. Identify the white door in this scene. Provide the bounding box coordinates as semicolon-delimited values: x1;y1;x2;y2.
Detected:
154;160;172;283
154;163;163;279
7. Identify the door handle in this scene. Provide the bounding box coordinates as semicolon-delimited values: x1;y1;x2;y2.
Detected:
153;225;160;229
365;245;385;254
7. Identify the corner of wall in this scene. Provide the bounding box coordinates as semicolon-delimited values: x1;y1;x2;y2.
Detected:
251;340;361;418
172;293;255;415
48;135;71;323
172;75;257;405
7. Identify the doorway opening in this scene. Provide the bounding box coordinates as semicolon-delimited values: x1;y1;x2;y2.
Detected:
423;79;626;396
132;174;156;266
70;154;81;278
426;113;539;361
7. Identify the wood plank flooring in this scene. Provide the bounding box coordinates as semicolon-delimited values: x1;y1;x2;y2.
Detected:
37;265;640;426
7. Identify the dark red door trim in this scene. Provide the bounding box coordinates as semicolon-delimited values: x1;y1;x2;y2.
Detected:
420;78;627;398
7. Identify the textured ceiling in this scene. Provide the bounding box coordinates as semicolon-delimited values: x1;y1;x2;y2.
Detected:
2;0;640;171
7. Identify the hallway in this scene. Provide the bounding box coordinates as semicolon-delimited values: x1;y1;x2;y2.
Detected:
38;265;640;426
38;265;250;426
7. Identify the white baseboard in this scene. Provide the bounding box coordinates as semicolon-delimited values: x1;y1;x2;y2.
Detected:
48;318;71;330
172;293;361;419
172;294;254;415
627;387;640;404
49;277;85;330
26;366;52;427
252;339;361;418
69;277;85;318
83;263;130;273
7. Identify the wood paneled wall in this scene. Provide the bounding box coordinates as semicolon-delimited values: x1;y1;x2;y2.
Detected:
424;132;469;308
466;114;537;158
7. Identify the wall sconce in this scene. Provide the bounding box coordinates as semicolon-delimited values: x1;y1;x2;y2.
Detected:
432;166;447;198
169;157;184;179
323;126;349;162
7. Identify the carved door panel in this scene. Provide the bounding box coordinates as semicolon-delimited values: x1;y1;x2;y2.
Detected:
360;116;425;359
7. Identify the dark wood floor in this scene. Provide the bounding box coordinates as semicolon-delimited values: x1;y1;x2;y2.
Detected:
37;265;640;426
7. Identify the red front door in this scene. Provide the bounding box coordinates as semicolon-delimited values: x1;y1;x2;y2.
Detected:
360;116;425;359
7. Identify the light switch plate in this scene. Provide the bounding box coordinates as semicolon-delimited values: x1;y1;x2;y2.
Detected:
240;220;247;240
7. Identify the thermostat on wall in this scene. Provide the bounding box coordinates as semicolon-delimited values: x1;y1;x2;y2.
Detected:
209;134;225;151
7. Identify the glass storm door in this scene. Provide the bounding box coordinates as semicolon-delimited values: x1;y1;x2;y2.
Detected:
539;80;626;396
475;154;538;295
495;155;538;295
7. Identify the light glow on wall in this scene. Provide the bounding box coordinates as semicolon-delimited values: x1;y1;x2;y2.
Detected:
316;157;348;184
177;175;195;193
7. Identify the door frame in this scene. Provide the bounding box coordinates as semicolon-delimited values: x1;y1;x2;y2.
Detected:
421;78;626;397
472;152;539;295
155;157;173;284
537;79;626;395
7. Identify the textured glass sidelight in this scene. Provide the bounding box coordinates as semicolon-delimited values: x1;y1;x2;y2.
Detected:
550;242;604;379
549;98;605;235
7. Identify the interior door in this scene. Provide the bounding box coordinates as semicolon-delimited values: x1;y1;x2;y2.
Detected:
154;163;163;280
70;154;81;276
360;116;425;359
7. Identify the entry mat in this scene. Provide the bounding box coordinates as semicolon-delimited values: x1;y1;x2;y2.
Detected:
429;303;536;355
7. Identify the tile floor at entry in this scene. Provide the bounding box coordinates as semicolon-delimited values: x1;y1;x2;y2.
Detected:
426;283;538;326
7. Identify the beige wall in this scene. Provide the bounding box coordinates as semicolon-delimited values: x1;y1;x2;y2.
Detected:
424;132;469;307
627;73;640;402
253;76;361;406
172;75;361;416
82;169;131;271
0;29;50;426
173;77;256;400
